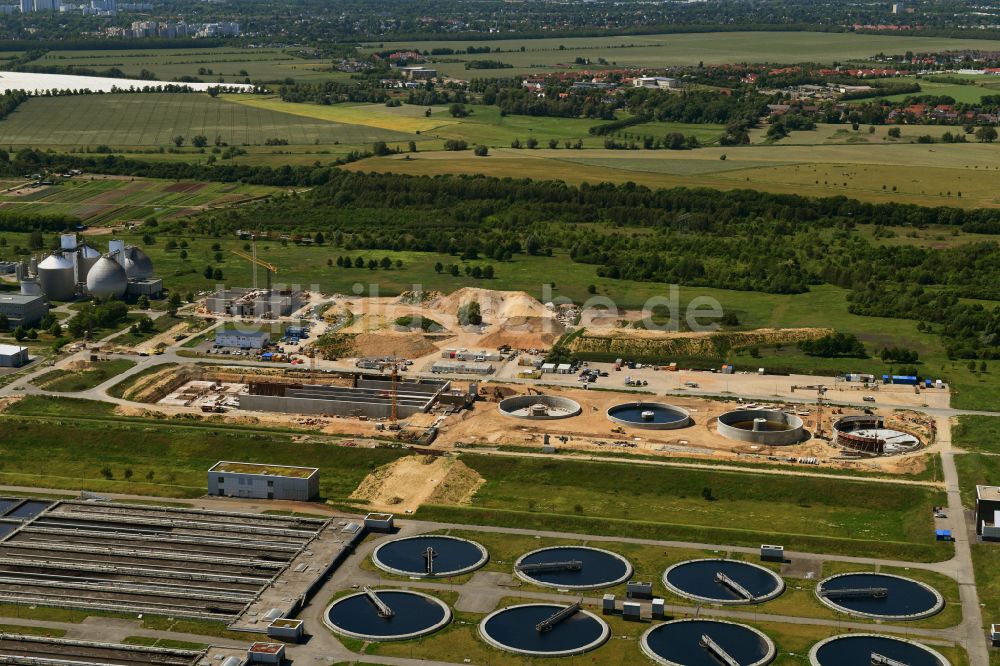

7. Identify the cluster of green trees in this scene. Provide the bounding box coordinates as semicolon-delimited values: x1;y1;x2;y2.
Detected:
65;300;129;338
332;255;401;270
798;332;867;358
0;90;27;121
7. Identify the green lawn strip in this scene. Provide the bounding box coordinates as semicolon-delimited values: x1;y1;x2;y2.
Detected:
0;407;405;500
481;443;944;483
953;416;1000;454
33;359;136;393
438;453;944;557
416;503;946;563
954;453;1000;509
0;624;66;638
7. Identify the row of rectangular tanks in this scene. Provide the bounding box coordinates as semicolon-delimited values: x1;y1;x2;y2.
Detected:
17;234;155;302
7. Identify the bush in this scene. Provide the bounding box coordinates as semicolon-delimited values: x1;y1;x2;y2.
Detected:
473;145;489;157
443;139;469;151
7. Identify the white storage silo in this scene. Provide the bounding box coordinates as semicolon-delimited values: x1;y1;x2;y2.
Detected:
37;252;76;301
86;256;128;301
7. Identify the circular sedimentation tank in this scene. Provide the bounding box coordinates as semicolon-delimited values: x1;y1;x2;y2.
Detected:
716;409;806;445
498;395;582;420
371;535;488;578
479;603;610;657
815;572;943;620
641;619;776;666
514;546;632;590
607;402;691;430
324;589;450;641
809;634;950;666
663;559;784;605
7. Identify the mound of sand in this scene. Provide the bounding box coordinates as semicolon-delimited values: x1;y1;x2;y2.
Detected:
478;316;564;349
349;455;472;512
350;332;440;358
432;287;552;320
427;459;485;505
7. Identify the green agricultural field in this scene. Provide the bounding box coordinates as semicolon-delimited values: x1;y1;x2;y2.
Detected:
32;47;346;84
0;397;406;498
346;140;1000;209
365;31;1000;77
861;79;998;104
417;453;947;561
0;93;415;148
0;177;282;225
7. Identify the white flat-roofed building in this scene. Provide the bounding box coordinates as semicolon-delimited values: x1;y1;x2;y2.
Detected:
209;461;319;501
0;344;29;368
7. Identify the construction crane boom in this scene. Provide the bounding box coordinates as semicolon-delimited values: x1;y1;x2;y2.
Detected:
232;248;278;291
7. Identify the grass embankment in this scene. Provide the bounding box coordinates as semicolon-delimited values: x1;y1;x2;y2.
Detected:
32;359;136;392
0;396;406;498
414;454;948;562
106;362;177;399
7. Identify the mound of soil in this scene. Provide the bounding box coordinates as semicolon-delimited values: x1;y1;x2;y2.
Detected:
350;332;439;358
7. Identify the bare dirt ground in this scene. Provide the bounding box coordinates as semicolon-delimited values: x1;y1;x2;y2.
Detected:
348;455;473;513
433;384;936;476
332;287;564;357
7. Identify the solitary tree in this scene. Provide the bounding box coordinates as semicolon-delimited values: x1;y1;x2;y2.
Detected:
172;135;185;147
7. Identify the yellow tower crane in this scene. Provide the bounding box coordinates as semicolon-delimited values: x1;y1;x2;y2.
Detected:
232;248;278;292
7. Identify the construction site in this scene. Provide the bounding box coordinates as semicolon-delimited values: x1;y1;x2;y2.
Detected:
0;499;355;633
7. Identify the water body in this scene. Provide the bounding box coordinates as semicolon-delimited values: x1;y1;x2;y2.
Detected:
819;573;940;617
326;591;448;639
608;403;688;425
814;635;946;666
374;536;485;576
665;560;782;602
482;605;606;654
5;501;52;520
517;547;630;588
644;620;772;666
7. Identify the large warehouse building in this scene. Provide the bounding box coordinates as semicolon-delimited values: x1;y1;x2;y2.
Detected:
208;461;319;500
0;294;48;327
